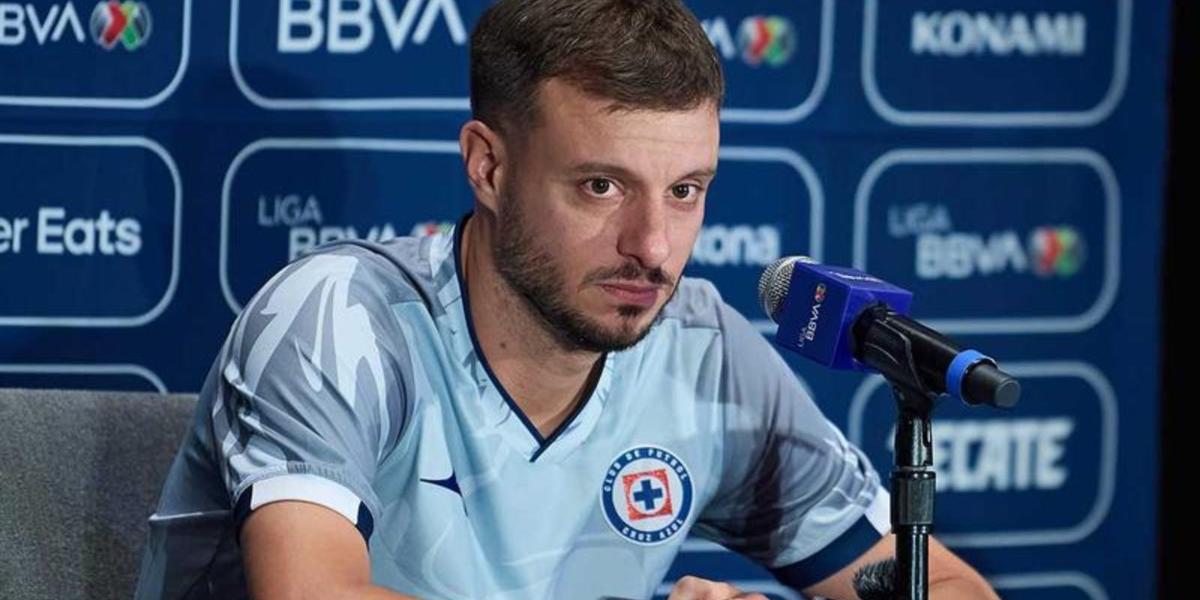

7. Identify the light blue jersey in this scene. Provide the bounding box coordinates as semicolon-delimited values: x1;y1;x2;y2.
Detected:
136;218;890;600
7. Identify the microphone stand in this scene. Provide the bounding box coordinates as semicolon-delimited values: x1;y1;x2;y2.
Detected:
854;306;942;600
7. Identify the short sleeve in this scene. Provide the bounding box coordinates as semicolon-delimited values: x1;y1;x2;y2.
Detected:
210;247;417;543
694;299;891;587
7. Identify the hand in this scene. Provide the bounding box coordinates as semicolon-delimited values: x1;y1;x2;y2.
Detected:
666;576;769;600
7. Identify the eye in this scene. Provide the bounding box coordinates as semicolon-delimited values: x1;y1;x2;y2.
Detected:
671;184;701;201
583;178;620;198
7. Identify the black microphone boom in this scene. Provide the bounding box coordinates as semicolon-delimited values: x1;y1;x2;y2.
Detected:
853;303;1020;409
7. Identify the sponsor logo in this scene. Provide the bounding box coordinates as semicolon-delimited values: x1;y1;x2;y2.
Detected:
689;224;780;268
797;283;824;348
890;418;1075;493
276;0;466;54
0;207;142;256
0;1;150;50
911;11;1086;58
702;15;795;67
410;220;453;237
89;1;151;51
888;203;1086;281
0;2;86;45
256;193;398;260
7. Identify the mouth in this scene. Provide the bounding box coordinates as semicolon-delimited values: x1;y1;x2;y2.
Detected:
597;282;662;308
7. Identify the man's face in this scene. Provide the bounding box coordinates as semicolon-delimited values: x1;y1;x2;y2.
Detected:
492;79;719;352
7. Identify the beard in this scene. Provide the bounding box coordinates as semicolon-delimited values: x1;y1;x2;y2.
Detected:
491;192;676;353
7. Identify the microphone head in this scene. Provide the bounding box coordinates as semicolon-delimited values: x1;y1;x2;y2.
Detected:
852;558;897;600
758;256;816;320
759;257;914;371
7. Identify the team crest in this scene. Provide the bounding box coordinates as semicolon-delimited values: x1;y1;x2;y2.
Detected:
600;446;693;545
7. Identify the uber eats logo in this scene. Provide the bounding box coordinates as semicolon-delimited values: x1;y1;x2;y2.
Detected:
0;207;142;257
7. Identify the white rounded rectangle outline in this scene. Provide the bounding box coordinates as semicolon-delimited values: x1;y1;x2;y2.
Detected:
0;134;182;327
716;147;825;333
656;580;804;600
717;0;834;124
988;571;1109;600
852;148;1120;335
228;0;833;124
0;0;192;109
848;361;1118;548
861;0;1131;127
219;137;462;315
0;362;167;393
656;572;1108;600
220;139;826;321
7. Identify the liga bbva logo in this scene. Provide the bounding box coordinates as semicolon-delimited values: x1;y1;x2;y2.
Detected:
855;149;1118;335
221;139;470;313
0;1;187;107
0;1;149;50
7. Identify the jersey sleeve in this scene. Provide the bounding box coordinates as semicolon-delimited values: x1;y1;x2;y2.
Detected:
210;246;418;543
693;297;891;588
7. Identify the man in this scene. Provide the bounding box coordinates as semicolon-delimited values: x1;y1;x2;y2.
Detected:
137;0;999;598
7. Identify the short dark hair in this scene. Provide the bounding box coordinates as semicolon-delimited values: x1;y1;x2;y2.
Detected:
469;0;724;137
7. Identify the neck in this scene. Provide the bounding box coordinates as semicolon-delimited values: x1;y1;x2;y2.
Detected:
459;213;604;438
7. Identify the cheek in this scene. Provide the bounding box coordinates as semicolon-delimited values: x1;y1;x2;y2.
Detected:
669;216;703;269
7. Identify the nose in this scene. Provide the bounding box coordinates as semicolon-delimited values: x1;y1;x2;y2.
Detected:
616;196;670;270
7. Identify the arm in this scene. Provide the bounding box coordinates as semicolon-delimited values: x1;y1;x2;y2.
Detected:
241;501;421;600
214;249;419;599
797;533;999;600
694;297;995;599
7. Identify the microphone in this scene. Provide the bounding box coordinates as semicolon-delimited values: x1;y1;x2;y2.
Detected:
758;256;1019;409
853;558;897;600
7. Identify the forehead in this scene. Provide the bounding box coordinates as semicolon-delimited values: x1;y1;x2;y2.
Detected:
523;79;720;179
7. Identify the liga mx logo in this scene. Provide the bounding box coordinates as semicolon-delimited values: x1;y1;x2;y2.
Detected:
601;446;693;545
89;1;151;51
737;16;794;67
1030;226;1085;278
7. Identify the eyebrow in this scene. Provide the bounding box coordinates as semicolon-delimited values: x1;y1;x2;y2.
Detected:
567;162;717;182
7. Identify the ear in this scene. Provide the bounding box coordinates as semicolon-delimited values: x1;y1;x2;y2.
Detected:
459;120;508;214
